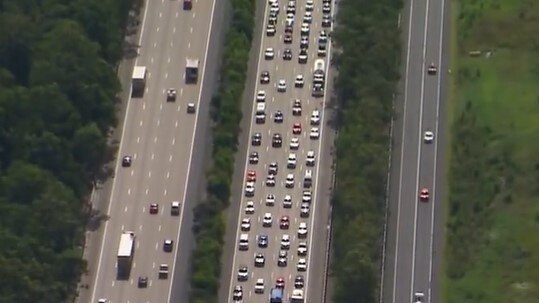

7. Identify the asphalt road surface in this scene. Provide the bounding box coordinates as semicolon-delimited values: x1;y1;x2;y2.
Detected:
382;0;450;302
84;0;217;302
222;0;336;302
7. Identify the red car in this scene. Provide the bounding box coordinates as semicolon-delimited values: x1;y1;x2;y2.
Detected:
280;216;290;229
149;203;159;214
247;170;256;182
419;188;429;202
292;122;302;135
276;277;285;288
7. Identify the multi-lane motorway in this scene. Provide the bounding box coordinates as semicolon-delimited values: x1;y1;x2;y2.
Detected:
223;0;335;302
82;0;217;302
383;0;450;302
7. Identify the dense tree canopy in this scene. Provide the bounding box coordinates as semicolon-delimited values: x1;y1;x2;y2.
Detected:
0;0;136;301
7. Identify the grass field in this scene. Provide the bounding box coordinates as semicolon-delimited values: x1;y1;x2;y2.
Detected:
444;0;539;303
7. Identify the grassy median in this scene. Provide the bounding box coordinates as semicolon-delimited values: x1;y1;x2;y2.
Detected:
444;1;539;302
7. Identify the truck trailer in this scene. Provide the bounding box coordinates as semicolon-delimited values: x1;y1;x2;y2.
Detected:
131;66;147;97
117;231;135;279
185;58;200;84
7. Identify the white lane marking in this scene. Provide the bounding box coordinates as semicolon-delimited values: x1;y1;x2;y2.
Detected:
391;0;417;301
428;0;447;301
168;57;171;63
143;102;146;110
137;137;140;143
159;12;162;18
151;57;154;63
411;0;431;298
145;189;149;195
151;153;155;160
169;155;173;162
160;104;163;110
166;0;218;301
176;12;178;18
154;42;157;48
139;225;143;231
148;171;152;178
139;120;143;126
190;27;193;33
130;170;134;176
165;73;168;79
127;188;131;195
164;189;167;196
159;225;162;232
172;138;176;145
188;42;191;49
124;206;128;212
156;27;160;32
154;137;158;143
175;121;179;128
157;120;160;126
180;88;184;96
166;172;170;179
173;27;176;33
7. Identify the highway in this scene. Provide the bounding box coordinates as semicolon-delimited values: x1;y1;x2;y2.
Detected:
383;0;450;302
223;0;336;302
84;0;217;302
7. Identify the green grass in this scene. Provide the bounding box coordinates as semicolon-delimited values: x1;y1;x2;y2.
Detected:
444;0;539;303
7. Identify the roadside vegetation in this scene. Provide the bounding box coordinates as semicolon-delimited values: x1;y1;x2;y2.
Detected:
445;1;539;302
330;0;402;302
0;0;137;301
188;0;254;302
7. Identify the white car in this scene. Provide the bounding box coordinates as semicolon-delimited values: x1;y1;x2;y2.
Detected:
301;23;309;35
266;194;275;206
245;181;255;196
262;213;273;227
295;74;304;87
285;174;295;188
270;2;279;13
305;0;314;11
287;153;297;169
241;218;251;231
245;201;255;214
255;278;265;294
265;47;274;60
266;24;276;36
298;222;308;238
266;174;276;187
283;195;293;208
256;90;266;102
424;131;434;143
277;79;287;92
414;292;425;303
298;241;308;256
286;13;294;24
310;109;320;125
303;11;312;23
290;137;300;150
302;190;312;203
297;258;307;271
309;127;320;139
306;150;315;166
300;203;310;217
281;234;291;249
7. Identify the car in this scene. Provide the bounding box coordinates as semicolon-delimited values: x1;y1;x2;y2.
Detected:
149;203;159;214
122;155;132;167
285;24;293;34
255;278;265;293
245;201;255;214
300;203;310;218
322;16;332;27
290;137;300;150
298;48;308;64
292;99;302;115
266;174;276;187
247;170;256;182
266;193;276;206
298;241;308;256
137;276;148;288
270;1;279;13
285;173;295;188
297;258;307;271
428;63;437;75
301;23;310;36
306;150;316;166
420;188;429;202
306;0;314;10
265;47;275;60
311;109;321;125
300;36;309;49
268;162;278;175
287;153;297;169
303;11;312;23
292;122;302;134
320;30;328;39
258;235;269;247
249;151;259;164
276;277;286;288
283;195;293;208
274;110;284;123
295;275;305;288
318;43;327;57
277;79;287;92
286;4;295;14
241;218;251;231
163;239;173;252
252;132;262;146
272;133;282;147
414;292;425;303
424;130;434;143
286;13;294;24
260;71;270;84
280;216;290;229
302;190;312;203
298;222;308;238
281;234;291;249
295;74;304;87
158;264;169;279
244;181;255;196
262;213;273;227
277;251;288;267
268;14;277;25
323;1;331;13
233;285;243;301
284;33;293;44
266;24;276;36
187;103;196;113
98;299;108;303
237;265;249;281
310;127;320;139
171;201;180;215
166;89;176;101
254;253;265;267
256;90;266;102
283;48;292;60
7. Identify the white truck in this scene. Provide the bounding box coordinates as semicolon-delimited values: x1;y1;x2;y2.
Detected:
131;66;147;97
185;58;200;84
117;231;135;279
